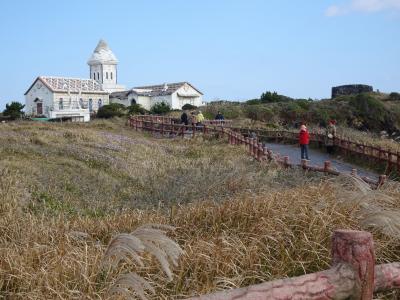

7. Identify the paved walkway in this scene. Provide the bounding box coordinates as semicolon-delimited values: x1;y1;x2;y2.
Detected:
264;142;378;180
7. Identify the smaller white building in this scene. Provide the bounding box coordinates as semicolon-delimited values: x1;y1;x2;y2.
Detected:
110;82;203;110
24;76;109;122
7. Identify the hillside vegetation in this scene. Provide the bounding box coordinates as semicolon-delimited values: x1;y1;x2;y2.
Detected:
203;92;400;135
1;119;400;299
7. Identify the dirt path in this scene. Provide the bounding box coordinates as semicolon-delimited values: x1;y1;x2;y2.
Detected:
264;142;378;180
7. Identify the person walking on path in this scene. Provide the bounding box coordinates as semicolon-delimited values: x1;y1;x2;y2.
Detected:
299;124;310;160
196;110;205;125
325;120;337;155
215;111;224;120
180;111;188;126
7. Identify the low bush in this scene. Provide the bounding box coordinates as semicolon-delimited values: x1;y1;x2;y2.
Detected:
150;102;171;115
128;104;148;115
97;103;126;119
182;103;197;110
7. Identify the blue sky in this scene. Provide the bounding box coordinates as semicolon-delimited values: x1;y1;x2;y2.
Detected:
0;0;399;108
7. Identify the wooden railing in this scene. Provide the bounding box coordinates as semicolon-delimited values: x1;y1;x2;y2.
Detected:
186;230;400;300
128;116;385;188
129;115;232;128
235;128;400;174
128;116;400;299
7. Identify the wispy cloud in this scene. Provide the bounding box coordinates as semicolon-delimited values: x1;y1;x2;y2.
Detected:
325;0;400;16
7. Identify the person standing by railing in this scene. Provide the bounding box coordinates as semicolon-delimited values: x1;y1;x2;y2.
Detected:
196;111;205;126
215;111;224;121
326;120;337;155
180;111;188;126
299;124;310;160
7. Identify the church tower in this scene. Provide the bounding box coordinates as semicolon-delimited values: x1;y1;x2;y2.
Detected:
87;39;125;93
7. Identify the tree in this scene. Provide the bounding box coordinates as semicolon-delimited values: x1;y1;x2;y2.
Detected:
150;102;171;115
260;91;292;103
389;92;400;101
3;101;25;120
97;103;127;119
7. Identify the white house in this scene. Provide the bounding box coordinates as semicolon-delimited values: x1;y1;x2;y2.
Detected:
25;39;203;120
24;76;109;122
25;40;123;121
110;82;203;110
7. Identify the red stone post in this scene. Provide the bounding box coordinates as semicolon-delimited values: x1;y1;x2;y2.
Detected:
187;230;375;300
301;159;308;169
378;175;386;187
324;161;331;174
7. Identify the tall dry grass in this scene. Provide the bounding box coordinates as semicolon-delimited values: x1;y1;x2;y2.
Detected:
1;120;400;299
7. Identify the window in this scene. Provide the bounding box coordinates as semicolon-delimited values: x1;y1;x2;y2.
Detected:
97;72;100;80
93;73;95;79
110;72;113;80
59;98;63;110
89;99;93;112
106;72;108;79
98;99;102;108
79;98;84;109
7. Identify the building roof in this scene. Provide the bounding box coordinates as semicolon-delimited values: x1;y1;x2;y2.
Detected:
87;39;118;65
109;90;130;100
24;76;108;95
131;82;203;97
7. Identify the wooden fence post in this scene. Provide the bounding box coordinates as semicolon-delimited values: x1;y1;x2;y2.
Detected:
283;156;289;168
324;161;331;174
378;175;386;187
301;159;308;169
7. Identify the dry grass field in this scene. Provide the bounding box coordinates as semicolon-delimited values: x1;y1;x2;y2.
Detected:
1;119;400;299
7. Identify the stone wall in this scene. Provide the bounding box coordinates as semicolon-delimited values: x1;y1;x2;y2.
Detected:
332;84;373;98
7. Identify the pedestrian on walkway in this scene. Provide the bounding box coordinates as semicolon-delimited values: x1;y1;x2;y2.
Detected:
196;110;205;125
180;111;188;125
325;120;337;155
299;124;310;160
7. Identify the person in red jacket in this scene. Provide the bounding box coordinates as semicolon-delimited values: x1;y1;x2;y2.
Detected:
299;124;310;160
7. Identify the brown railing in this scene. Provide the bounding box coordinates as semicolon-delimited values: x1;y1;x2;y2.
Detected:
186;230;400;300
128;116;385;188
235;128;400;174
128;116;400;299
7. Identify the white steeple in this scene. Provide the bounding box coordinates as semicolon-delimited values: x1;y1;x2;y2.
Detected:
87;39;125;93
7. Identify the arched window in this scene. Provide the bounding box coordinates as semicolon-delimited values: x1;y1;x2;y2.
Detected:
97;72;100;80
89;99;93;112
131;99;136;105
59;98;63;110
110;72;113;80
106;72;108;79
79;98;84;109
98;99;102;108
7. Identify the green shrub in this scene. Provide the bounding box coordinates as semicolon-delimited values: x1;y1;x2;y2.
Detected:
260;91;292;103
389;92;400;101
182;104;197;110
150;102;171;115
244;105;274;122
128;104;148;115
97;103;126;119
3;101;25;120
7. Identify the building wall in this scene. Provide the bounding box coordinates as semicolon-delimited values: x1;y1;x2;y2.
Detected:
171;84;203;109
53;92;109;113
25;80;53;116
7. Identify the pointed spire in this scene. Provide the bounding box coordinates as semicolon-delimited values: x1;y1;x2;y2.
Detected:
87;39;118;65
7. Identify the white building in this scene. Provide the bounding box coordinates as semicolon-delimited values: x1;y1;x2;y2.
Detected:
110;82;203;110
25;39;203;120
24;77;109;122
25;40;123;121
